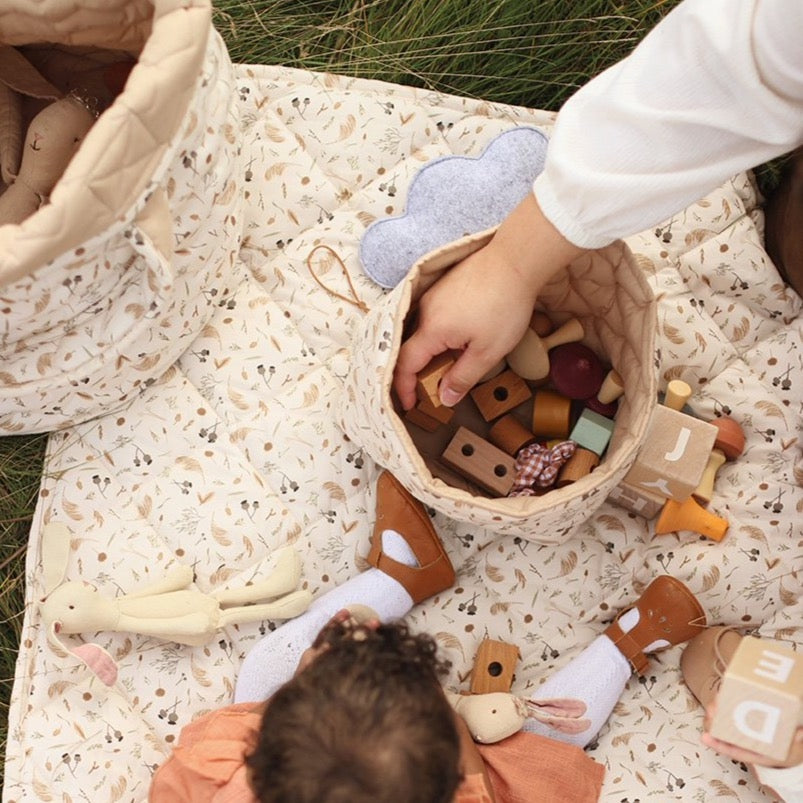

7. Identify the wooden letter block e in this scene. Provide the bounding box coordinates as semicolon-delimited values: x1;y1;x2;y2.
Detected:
441;427;516;497
623;406;716;501
709;636;803;763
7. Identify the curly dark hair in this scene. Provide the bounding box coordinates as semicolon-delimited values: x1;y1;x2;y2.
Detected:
245;620;462;803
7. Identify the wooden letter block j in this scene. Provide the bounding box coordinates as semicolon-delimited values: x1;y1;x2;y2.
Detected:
710;636;803;763
622;406;716;501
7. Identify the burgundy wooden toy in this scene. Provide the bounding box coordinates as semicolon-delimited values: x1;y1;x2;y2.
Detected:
549;342;606;400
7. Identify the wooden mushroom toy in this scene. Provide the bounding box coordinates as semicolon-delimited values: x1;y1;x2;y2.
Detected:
585;368;624;417
692;416;746;504
506;318;584;381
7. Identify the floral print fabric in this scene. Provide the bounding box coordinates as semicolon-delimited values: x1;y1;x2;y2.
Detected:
4;54;802;803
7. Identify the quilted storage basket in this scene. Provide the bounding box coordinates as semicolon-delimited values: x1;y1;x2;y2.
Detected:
0;0;241;434
341;227;658;541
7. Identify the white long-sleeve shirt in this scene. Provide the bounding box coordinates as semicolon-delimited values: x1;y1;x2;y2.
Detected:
534;0;803;249
754;761;803;802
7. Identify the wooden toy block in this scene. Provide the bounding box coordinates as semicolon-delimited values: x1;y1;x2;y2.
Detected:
416;353;455;407
710;636;803;763
423;456;484;496
470;638;521;694
417;396;455;425
662;379;693;411
693;416;746;505
556;447;600;487
607;480;665;519
549;342;605;400
405;406;441;432
654;496;729;541
622;406;717;501
488;414;539;456
569;409;616;457
441;427;516;497
531;389;572;439
506;318;584;381
470;369;532;422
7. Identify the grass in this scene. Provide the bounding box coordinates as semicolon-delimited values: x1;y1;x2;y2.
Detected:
0;0;786;787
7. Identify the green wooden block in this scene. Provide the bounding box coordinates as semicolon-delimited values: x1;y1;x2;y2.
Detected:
570;409;615;456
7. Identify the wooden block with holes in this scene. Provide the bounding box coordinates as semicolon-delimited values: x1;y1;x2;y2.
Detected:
470;638;521;694
622;405;716;501
441;427;516;497
416;353;455;407
470;369;532;422
710;636;803;763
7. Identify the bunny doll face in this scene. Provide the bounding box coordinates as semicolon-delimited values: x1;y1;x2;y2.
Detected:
39;581;117;634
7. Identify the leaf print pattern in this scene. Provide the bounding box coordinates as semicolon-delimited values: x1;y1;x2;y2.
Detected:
3;30;802;803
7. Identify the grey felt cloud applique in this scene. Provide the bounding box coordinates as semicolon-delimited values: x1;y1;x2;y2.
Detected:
360;125;549;288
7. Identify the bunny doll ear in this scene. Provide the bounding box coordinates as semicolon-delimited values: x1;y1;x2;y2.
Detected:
45;621;118;687
40;521;72;596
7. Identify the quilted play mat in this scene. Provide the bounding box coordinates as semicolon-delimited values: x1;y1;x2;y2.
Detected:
3;4;802;803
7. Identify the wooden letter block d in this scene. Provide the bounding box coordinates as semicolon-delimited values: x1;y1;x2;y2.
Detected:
441;427;516;497
623;406;716;501
710;636;803;763
470;638;521;694
470;369;532;422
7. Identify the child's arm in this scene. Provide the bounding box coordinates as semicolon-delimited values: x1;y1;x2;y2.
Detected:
455;712;496;802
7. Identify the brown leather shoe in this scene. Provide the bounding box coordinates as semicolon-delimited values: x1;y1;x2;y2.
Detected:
366;471;456;604
604;575;707;675
680;626;743;708
765;147;803;298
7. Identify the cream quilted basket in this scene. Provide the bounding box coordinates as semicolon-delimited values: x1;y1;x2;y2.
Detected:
0;0;241;434
341;228;658;541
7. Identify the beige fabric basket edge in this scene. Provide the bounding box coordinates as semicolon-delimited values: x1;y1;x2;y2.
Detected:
340;227;658;542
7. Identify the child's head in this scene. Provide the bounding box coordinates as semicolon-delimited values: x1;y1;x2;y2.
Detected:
246;620;461;803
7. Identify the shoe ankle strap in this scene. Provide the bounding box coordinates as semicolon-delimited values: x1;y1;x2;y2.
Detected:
605;620;649;675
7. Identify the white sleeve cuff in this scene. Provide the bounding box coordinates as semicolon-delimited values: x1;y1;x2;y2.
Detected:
753;761;803;802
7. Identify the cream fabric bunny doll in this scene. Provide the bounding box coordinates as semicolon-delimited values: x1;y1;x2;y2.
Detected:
38;522;312;653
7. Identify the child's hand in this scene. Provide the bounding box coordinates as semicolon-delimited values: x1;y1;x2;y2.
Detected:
394;242;537;409
702;703;803;768
393;193;584;410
